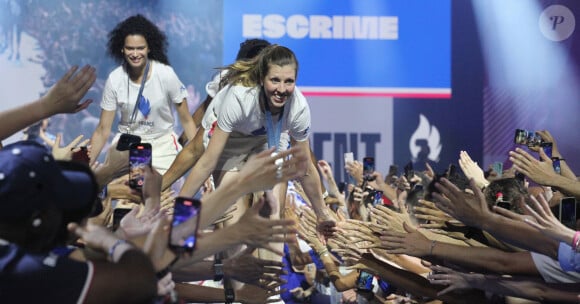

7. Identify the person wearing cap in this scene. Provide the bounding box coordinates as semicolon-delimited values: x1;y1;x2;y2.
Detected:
0;141;159;303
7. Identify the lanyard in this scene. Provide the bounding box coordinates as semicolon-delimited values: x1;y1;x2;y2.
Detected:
263;93;284;151
128;60;150;130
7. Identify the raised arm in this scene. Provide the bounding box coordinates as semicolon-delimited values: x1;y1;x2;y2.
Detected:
510;147;580;198
162;127;205;190
89;109;115;165
179;127;229;197
432;178;560;258
292;138;336;234
175;98;196;142
0;65;95;141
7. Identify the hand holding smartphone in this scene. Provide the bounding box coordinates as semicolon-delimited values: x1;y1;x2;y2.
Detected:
129;143;152;190
71;146;90;164
404;161;414;182
363;156;375;181
356;270;374;291
344;152;355;184
169;197;202;253
559;197;577;229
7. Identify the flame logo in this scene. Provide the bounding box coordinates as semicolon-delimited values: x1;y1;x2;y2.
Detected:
409;114;442;162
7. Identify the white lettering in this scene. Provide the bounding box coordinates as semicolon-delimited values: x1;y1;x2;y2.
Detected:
380;17;398;39
242;14;262;37
263;14;285;38
242;14;399;40
332;16;344;39
309;15;332;39
287;15;309;39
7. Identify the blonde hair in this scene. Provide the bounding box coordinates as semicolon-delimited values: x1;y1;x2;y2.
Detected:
219;44;299;88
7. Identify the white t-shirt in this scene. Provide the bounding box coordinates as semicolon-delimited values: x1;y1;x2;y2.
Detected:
201;84;310;171
203;84;311;141
101;60;188;139
531;251;580;283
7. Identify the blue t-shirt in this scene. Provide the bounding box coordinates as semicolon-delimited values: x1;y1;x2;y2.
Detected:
0;242;92;303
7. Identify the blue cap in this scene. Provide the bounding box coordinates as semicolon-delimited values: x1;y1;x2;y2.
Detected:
0;141;98;219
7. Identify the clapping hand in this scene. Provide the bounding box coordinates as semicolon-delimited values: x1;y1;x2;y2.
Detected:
458;150;488;189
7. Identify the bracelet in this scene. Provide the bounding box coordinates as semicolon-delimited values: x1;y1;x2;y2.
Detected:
572;231;580;252
108;239;129;261
429;240;437;256
551;156;565;161
223;278;235;304
99;185;108;200
213;253;224;281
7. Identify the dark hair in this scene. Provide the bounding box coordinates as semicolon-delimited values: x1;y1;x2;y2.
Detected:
236;39;271;60
107;14;169;65
483;178;527;210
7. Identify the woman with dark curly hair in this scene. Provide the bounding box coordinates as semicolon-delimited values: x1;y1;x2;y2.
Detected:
89;14;195;173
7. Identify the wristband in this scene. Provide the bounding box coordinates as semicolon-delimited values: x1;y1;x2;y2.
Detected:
551;156;565;161
108;239;129;261
213;253;224;281
572;231;580;252
223;278;235;304
429;240;437;256
99;185;108;200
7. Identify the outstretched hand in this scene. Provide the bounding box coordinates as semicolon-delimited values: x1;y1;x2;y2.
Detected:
51;134;90;161
431;178;491;228
235;197;297;256
509;147;559;186
523;194;576;244
40;65;96;115
224;247;286;288
458;150;488;189
239;147;308;193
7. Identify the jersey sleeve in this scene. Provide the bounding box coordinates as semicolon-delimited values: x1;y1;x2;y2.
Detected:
215;87;244;133
288;89;311;142
101;75;118;111
163;65;189;104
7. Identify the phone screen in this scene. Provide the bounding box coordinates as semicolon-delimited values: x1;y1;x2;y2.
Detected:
343;152;355;184
496;201;511;210
129;143;152;190
404;161;414;181
112;208;132;231
372;191;384;207
170;197;202;252
492;162;503;178
71;146;90;164
356;270;374;291
363;157;375;180
559;197;577;229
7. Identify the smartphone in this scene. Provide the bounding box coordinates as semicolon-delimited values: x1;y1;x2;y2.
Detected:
496;201;511;210
492;161;503;178
344;152;355;184
372;190;384;207
112;208;132;231
404;161;414;181
71;146;90;164
129;143;152;190
356;270;374;291
344;152;354;165
169;197;202;252
514;129;543;147
363;157;375;181
387;165;398;176
116;133;142;151
560;197;577;229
